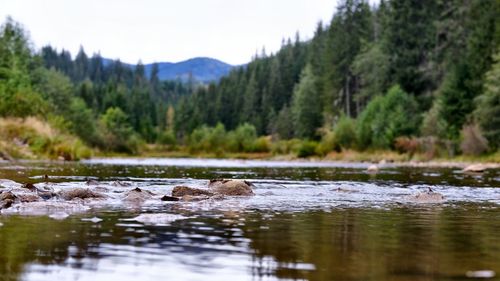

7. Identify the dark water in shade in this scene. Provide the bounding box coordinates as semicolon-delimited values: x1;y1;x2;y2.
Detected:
0;158;499;281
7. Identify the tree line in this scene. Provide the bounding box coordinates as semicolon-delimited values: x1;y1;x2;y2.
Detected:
1;0;499;157
1;17;194;153
174;0;500;156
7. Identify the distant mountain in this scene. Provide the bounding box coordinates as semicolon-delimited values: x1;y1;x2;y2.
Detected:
104;57;235;83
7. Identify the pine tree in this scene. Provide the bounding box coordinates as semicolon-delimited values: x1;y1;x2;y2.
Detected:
291;65;322;139
323;0;372;118
384;0;440;98
474;49;500;149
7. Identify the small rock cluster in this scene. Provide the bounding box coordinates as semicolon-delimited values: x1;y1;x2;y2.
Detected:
0;179;255;213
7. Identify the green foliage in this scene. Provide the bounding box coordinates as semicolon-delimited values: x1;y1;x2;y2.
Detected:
188;123;227;154
316;131;336;156
384;0;439;96
333;115;357;150
99;107;138;153
157;130;177;146
271;139;302;155
187;123;270;154
323;0;373;117
271;105;294;140
2;0;499;158
0;88;47;117
474;49;500;149
32;68;73;115
357;85;420;149
351;44;389;104
227;123;257;152
68;98;100;145
252;136;271;153
291;65;322;139
440;0;500;138
0;18;46;117
420;99;448;139
297;141;319;158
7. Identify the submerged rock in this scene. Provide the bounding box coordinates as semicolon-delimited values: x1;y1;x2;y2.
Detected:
59;188;105;201
172;186;213;197
181;195;210;202
17;194;41;203
407;189;444;203
123;187;155;203
208;179;254;196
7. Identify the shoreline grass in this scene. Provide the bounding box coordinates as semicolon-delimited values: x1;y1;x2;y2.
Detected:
93;144;500;165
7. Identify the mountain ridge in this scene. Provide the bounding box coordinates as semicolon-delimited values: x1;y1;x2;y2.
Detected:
103;56;235;83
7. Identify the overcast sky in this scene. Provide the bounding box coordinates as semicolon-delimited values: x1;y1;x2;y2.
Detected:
0;0;344;65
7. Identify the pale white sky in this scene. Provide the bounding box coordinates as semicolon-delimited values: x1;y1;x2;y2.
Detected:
0;0;342;65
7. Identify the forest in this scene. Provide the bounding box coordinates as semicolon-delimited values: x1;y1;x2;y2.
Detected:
0;0;499;160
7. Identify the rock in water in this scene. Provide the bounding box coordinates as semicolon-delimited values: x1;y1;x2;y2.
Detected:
21;183;37;192
463;164;488;173
0;199;14;209
367;165;379;173
123;187;154;203
17;194;41;203
172;186;213;197
161;195;180;201
59;188;104;201
407;191;444;203
181;195;210;202
208;179;254;196
0;191;16;201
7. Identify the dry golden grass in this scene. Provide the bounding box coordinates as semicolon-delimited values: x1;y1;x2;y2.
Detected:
0;117;92;160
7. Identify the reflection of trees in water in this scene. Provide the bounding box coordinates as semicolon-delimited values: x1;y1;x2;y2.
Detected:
0;210;254;280
240;207;500;281
0;213;131;280
1;206;500;281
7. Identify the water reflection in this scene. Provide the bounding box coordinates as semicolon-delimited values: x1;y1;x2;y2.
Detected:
1;205;499;281
0;160;499;280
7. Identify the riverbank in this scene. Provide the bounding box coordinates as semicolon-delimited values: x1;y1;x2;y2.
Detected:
1;122;498;166
93;146;500;169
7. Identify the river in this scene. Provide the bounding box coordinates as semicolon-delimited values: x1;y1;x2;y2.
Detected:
0;158;499;281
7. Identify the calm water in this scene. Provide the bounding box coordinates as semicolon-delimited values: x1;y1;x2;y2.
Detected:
0;158;499;281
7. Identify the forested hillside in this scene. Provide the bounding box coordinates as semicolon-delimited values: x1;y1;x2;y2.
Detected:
1;0;499;160
174;0;500;157
0;18;195;157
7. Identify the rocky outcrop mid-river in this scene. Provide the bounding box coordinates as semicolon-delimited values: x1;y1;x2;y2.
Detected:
0;178;256;216
0;177;455;217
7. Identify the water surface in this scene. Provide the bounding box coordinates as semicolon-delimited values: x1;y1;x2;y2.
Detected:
0;159;499;281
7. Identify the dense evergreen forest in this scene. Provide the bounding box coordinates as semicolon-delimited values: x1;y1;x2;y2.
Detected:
1;0;499;159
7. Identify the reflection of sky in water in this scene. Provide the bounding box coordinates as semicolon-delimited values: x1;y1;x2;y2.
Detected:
0;159;499;280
